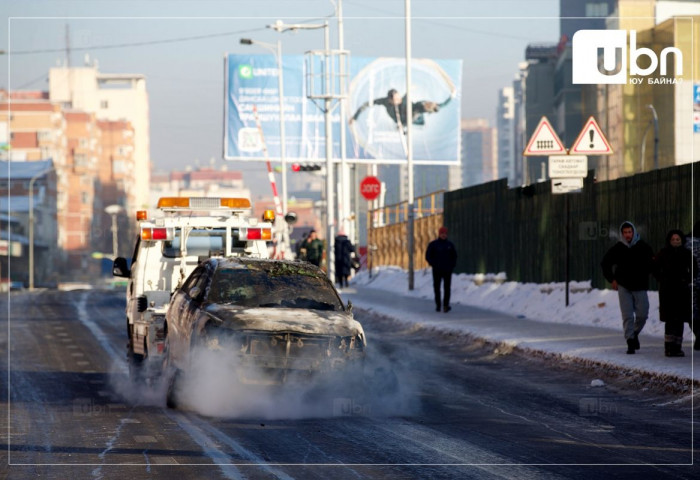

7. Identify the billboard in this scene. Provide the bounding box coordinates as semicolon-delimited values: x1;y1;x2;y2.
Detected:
224;54;462;165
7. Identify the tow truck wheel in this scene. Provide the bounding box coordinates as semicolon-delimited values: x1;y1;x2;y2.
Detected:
127;349;146;381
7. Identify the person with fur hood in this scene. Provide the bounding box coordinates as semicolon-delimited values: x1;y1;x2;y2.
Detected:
601;221;655;354
654;229;697;357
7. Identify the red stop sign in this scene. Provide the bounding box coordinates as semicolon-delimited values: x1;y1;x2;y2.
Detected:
360;176;381;201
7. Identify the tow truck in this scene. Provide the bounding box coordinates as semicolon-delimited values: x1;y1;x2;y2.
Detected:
112;196;275;380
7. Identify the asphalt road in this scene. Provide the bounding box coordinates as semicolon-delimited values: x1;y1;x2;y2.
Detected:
0;289;697;479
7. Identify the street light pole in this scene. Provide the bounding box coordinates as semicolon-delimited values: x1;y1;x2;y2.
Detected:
406;0;415;291
268;20;345;281
240;37;290;258
28;165;54;291
104;204;124;259
647;104;659;170
639;104;659;172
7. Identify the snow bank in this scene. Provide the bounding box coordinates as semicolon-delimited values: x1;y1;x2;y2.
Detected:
352;267;665;338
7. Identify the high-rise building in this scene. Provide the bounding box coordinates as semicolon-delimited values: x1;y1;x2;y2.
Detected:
496;87;515;186
49;63;150;211
582;2;699;179
519;44;558;185
460;119;497;188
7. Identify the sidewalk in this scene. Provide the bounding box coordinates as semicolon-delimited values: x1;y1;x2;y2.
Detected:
343;284;700;385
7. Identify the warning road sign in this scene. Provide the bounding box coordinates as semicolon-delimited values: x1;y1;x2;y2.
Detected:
570;116;613;155
523;117;567;156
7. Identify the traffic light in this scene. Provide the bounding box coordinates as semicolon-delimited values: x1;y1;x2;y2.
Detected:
291;163;322;172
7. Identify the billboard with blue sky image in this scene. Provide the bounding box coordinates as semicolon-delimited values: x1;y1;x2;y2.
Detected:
224;54;461;165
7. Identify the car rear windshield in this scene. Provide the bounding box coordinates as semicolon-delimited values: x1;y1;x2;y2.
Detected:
162;228;247;258
208;266;343;311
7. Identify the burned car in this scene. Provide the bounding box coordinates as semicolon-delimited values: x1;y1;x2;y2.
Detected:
163;257;366;405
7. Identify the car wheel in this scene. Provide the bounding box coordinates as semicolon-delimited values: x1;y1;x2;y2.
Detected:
163;338;181;409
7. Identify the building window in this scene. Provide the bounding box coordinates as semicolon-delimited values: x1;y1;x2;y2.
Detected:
37;130;52;142
113;160;126;174
100;100;109;109
585;3;609;17
74;153;88;167
81;192;89;204
79;138;89;148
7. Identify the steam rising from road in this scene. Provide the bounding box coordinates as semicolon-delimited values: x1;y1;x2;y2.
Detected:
175;339;420;419
113;338;420;420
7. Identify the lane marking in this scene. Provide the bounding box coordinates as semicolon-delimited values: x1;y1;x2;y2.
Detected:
163;410;244;480
193;415;296;479
134;435;157;443
75;292;248;479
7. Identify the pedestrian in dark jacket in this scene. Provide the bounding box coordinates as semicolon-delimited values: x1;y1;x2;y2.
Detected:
684;221;700;350
655;229;697;357
334;232;355;288
425;226;458;313
301;230;324;267
601;221;655;354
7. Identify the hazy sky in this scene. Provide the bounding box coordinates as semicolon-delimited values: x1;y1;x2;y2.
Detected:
1;0;560;189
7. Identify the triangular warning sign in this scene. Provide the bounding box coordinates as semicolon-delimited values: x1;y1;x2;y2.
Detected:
570;116;613;155
523;117;567;156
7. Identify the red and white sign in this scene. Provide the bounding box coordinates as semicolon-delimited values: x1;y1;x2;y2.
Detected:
360;176;381;201
523;116;567;156
570;116;613;155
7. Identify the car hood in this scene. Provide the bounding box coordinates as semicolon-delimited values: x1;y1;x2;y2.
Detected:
204;304;365;340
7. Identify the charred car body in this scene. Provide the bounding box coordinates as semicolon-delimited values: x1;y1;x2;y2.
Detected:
164;257;366;405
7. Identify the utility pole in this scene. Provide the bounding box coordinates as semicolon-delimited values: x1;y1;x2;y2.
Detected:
269;20;347;281
406;0;415;290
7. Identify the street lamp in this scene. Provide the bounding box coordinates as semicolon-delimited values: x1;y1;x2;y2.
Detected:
639;104;659;172
104;204;124;259
240;37;290;259
28;164;54;291
268;19;346;281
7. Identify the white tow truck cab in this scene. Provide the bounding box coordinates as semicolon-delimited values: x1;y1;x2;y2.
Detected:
112;196;274;379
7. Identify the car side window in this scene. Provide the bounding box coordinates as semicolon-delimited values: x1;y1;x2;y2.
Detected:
182;268;205;296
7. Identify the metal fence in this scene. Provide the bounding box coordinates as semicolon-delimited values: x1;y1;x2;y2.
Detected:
367;191;444;271
444;162;698;288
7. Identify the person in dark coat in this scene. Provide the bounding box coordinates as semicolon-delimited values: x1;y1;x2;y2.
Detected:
301;230;324;267
684;221;700;351
601;221;655;354
654;229;697;357
425;226;458;313
334;232;355;288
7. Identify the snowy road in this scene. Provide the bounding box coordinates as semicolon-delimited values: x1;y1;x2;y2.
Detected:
0;289;697;479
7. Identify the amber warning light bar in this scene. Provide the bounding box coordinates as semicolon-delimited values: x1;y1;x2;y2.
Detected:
156;197;251;210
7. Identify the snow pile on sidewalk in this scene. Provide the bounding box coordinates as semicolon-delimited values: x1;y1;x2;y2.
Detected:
352;267;666;339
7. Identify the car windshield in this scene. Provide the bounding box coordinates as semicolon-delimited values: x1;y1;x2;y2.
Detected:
207;263;344;311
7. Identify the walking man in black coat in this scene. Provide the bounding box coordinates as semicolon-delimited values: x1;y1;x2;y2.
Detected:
425;226;458;313
601;221;655;354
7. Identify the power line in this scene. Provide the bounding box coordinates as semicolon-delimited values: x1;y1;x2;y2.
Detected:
8;15;336;55
9;27;267;55
14;72;47;89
